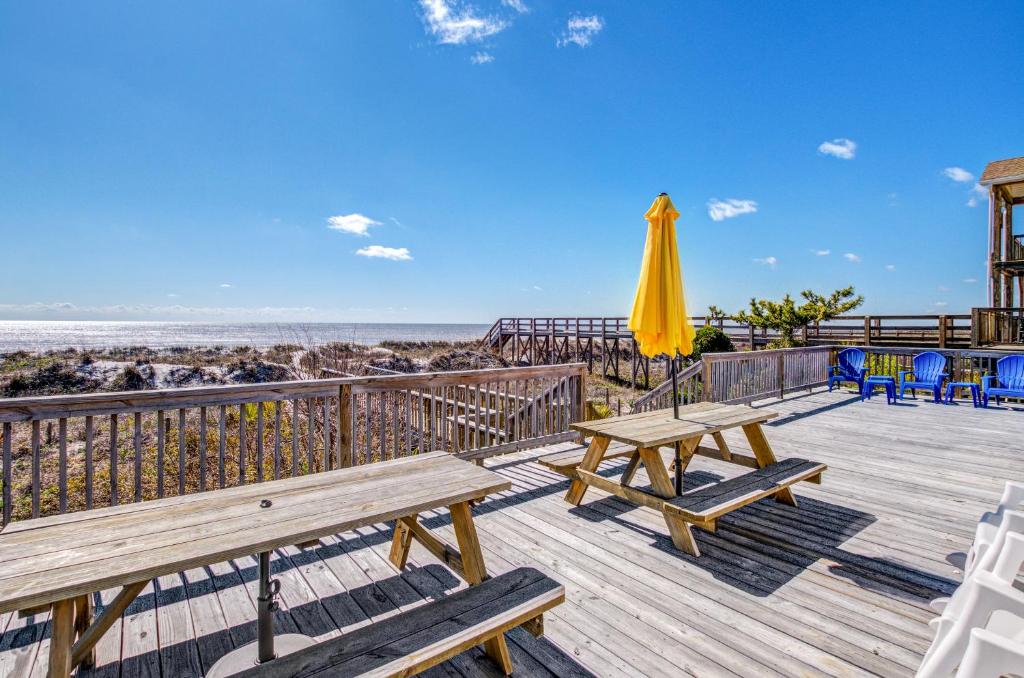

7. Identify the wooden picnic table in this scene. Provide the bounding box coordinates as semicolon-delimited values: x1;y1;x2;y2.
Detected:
561;402;826;557
0;451;512;678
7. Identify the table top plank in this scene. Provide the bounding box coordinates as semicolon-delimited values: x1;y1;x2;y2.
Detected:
571;403;777;448
0;452;510;613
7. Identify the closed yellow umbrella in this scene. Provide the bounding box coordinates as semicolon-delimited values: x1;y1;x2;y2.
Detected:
628;193;696;359
627;192;696;494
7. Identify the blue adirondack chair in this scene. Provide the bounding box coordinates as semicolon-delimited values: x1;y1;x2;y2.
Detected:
898;351;948;402
982;355;1024;407
828;348;867;392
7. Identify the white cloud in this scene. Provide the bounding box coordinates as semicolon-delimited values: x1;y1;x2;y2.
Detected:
166;293;179;298
707;198;758;222
520;285;543;292
219;283;232;288
471;51;494;64
327;213;380;236
934;301;948;307
356;245;413;261
558;14;604;48
967;183;987;208
937;285;950;292
753;256;778;269
843;252;861;263
818;138;856;160
501;0;527;13
885;264;896;271
943;167;974;183
813;249;830;256
418;0;507;45
963;277;978;283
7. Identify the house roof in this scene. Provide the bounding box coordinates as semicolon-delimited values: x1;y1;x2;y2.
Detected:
980;156;1024;185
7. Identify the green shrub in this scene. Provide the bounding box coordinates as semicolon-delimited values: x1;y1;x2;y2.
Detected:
689;326;734;360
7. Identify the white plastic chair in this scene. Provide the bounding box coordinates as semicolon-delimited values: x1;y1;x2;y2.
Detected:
918;571;1024;678
930;481;1024;613
954;617;1024;677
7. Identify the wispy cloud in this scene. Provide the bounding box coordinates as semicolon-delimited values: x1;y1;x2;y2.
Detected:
963;277;977;283
501;0;528;13
520;285;543;292
166;293;179;298
219;283;232;288
843;252;861;263
967;183;987;208
707;198;758;222
937;285;950;292
934;301;948;308
558;15;604;48
813;249;830;256
818;138;856;160
418;0;507;45
943;167;974;183
356;245;413;261
753;256;778;269
471;51;495;64
885;264;896;271
327;213;380;236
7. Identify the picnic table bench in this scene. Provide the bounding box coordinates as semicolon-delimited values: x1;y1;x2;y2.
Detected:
0;451;564;677
541;402;826;557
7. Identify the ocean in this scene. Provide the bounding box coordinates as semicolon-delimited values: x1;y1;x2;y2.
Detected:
0;321;491;352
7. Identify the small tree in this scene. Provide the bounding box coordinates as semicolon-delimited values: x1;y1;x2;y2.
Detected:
688;325;734;360
731;286;864;348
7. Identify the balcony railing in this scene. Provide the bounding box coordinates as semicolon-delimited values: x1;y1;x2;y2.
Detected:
0;363;585;525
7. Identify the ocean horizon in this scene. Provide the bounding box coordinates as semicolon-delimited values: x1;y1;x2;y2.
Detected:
0;321;491;352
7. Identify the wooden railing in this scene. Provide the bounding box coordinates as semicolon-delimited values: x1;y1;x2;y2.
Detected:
971;307;1024;346
483;314;973;357
630;361;703;412
0;364;585;525
701;346;835;404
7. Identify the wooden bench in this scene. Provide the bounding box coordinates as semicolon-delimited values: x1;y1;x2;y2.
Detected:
666;457;826;530
237;567;564;678
538;441;637;475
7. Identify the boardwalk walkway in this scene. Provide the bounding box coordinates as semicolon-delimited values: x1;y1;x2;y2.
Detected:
2;387;1020;677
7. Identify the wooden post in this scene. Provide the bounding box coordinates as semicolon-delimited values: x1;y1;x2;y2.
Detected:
339;384;353;467
701;358;712;402
938;315;948;349
993;194;1004;306
574;367;586;425
747;323;755;350
971;307;981;347
863;316;872;346
777;353;785;400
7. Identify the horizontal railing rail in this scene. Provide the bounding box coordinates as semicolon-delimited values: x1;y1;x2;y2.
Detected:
0;364;585;525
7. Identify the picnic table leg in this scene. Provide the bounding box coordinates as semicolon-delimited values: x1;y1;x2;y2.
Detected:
742;423;798;507
449;501;514;675
620;451;641;486
73;594;94;668
565;436;610;505
638;447;675;499
47;598;75;678
389;512;417;570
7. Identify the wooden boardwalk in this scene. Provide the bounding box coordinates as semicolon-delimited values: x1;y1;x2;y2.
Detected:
2;387;1021;677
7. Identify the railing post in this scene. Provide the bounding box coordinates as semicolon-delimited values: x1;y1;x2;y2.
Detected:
574;367;586;425
938;315;948;349
701;357;712;402
970;307;981;347
747;323;755;350
863;316;872;346
339;384;353;467
777;353;785;399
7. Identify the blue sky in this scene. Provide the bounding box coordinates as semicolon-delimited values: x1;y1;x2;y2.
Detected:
1;1;1021;323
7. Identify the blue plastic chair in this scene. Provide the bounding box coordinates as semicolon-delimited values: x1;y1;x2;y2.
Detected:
898;351;948;402
982;355;1024;407
828;348;867;392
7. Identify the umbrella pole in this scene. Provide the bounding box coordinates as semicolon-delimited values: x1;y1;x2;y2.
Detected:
670;355;682;496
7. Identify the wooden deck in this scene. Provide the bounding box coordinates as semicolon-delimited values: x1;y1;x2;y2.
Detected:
2;387;1022;677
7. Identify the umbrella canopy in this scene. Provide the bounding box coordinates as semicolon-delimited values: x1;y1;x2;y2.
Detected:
627;193;696;360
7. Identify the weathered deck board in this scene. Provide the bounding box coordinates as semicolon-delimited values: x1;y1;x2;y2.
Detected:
1;387;1021;677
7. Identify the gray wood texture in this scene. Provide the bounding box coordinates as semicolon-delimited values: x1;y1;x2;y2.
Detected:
1;387;1019;677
